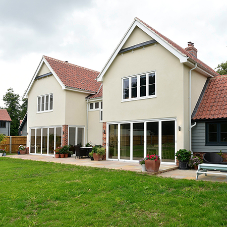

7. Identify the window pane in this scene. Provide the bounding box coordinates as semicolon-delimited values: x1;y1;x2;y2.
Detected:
50;94;53;110
133;123;144;160
123;78;129;99
100;102;103;109
45;95;49;111
56;127;62;152
30;129;35;153
209;133;217;142
109;124;118;159
162;121;175;162
41;96;44;111
220;123;227;142
149;73;155;96
220;123;227;132
95;102;99;109
42;128;47;154
49;128;55;154
131;77;137;98
120;124;130;160
140;75;146;97
38;97;41;112
147;122;158;156
100;110;103;121
90;103;93;109
36;129;41;154
220;133;227;142
209;124;217;133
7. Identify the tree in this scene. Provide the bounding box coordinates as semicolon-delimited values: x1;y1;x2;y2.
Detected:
215;61;227;75
3;88;21;136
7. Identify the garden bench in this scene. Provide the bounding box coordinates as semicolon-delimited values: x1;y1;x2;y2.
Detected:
196;163;227;180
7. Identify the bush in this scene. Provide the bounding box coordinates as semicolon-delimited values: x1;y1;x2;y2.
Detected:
175;149;191;162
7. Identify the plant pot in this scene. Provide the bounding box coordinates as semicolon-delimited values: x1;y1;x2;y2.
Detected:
55;154;60;158
64;153;68;158
2;152;6;156
93;153;103;161
17;151;20;155
194;165;198;170
145;160;160;172
20;150;26;154
141;164;146;172
60;154;65;158
179;161;188;170
90;156;94;161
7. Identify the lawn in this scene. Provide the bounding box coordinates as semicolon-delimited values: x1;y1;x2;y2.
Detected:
0;158;226;227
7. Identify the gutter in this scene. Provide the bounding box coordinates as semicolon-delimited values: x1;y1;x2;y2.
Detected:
189;63;197;151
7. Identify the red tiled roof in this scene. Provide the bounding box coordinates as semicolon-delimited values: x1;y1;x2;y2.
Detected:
135;17;219;77
0;109;12;121
87;84;102;99
193;75;227;120
44;56;101;93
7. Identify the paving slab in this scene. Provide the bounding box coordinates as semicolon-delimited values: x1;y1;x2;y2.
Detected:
2;154;227;183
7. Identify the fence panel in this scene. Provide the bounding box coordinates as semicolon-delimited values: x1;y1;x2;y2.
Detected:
0;136;27;153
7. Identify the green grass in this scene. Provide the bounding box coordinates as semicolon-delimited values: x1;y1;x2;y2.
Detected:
0;158;227;227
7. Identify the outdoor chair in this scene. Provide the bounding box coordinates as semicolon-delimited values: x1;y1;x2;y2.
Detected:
203;152;227;165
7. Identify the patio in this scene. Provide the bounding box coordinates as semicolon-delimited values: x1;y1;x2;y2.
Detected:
4;154;227;182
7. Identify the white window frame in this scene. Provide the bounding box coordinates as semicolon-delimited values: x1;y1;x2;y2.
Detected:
122;71;156;102
89;101;102;111
37;93;53;113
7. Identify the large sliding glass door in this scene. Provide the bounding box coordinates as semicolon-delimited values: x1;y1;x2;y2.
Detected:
30;126;62;155
107;119;176;163
68;126;85;146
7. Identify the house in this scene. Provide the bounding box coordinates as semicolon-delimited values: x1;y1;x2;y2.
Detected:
97;17;220;164
25;17;226;164
192;75;227;161
24;56;103;155
0;109;11;136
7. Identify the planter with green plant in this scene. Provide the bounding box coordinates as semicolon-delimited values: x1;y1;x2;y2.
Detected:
175;149;191;169
90;146;105;161
0;149;6;156
145;154;160;172
18;145;26;154
59;145;70;158
54;147;61;158
139;158;146;172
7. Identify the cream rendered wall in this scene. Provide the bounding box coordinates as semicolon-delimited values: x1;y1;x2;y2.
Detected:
27;74;66;144
103;28;187;150
65;90;87;126
37;63;50;76
122;26;152;49
88;110;103;145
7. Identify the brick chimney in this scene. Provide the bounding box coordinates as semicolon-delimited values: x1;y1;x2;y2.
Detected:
185;42;197;58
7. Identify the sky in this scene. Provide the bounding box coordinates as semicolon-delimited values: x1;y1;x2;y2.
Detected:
0;0;227;107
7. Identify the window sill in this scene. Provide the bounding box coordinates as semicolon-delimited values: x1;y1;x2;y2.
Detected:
121;95;157;102
37;110;53;114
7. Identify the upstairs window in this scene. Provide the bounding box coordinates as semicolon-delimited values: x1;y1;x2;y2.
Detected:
206;122;227;145
37;93;53;113
122;72;156;101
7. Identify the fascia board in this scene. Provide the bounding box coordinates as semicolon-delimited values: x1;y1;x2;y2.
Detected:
97;20;136;82
97;20;188;82
64;87;95;94
43;58;66;90
24;56;46;98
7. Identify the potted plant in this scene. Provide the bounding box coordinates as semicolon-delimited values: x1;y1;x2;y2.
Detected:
90;146;105;161
188;156;203;170
60;145;70;158
175;149;191;169
0;149;6;156
139;158;146;172
145;154;160;172
18;145;26;154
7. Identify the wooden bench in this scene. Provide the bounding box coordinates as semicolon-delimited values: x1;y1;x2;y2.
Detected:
196;163;227;180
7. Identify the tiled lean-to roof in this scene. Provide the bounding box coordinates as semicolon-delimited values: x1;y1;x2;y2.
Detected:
0;109;12;121
135;17;219;77
44;56;101;93
192;75;227;120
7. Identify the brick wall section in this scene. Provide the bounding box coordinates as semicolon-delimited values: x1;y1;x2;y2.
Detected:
102;122;106;147
62;125;68;146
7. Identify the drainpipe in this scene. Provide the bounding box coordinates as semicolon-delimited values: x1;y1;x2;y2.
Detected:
189;63;197;151
86;99;89;144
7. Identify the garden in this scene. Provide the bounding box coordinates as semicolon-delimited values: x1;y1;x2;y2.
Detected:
0;158;226;226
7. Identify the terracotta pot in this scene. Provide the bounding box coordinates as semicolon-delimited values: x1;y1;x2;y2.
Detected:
145;160;160;172
60;154;65;158
93;153;103;161
65;153;68;158
20;150;26;154
55;154;60;158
